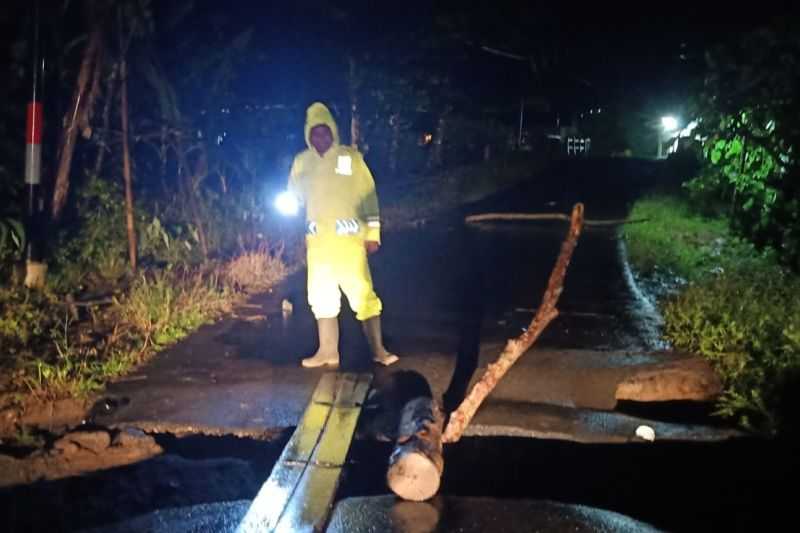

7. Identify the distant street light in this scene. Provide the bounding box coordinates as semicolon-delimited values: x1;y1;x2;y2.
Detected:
661;115;679;132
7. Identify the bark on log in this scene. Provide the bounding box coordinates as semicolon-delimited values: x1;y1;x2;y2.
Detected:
442;203;585;443
387;396;445;502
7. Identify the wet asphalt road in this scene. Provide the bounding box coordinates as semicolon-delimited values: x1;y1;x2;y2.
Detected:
6;158;799;533
93;157;685;436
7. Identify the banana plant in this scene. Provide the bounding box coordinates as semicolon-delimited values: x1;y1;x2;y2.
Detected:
0;217;25;262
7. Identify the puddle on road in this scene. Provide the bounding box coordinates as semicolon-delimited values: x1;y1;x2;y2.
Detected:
617;238;669;351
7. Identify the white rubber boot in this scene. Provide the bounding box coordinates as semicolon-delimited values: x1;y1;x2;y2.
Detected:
302;318;340;368
362;316;399;366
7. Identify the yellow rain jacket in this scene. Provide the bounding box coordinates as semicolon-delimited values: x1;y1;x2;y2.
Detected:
288;102;383;320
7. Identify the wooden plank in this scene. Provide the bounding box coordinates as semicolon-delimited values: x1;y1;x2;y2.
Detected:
237;462;305;532
273;465;343;532
311;372;339;405
334;373;372;408
236;372;373;533
313;406;362;467
281;402;332;464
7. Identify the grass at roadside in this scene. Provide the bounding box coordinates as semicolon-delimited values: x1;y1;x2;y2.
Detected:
623;195;800;435
622;196;755;280
0;250;288;403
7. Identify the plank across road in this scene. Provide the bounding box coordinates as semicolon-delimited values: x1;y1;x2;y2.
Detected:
236;372;372;533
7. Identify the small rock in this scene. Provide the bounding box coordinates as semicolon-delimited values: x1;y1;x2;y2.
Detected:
52;440;80;455
635;425;656;442
88;397;130;419
61;430;111;454
112;427;156;449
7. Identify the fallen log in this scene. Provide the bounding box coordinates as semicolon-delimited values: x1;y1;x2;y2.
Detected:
386;204;585;501
386;396;445;502
443;203;585;443
465;211;644;226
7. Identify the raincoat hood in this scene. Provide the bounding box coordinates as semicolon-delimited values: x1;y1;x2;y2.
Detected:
304;102;340;149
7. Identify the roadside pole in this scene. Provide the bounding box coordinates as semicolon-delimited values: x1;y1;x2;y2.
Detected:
24;0;47;288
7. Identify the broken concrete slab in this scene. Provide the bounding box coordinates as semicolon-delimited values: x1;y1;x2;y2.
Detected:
615;356;722;402
55;429;112;454
0;427;162;488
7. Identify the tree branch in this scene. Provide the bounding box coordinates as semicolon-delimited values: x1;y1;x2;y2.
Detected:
442;203;585;443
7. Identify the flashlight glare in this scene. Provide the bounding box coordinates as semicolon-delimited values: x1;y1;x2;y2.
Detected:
275;191;299;216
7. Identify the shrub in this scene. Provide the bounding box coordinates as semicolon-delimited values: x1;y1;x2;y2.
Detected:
662;267;800;434
0;287;56;353
115;268;232;351
688;24;800;270
0;217;25;270
224;245;288;292
624;194;800;435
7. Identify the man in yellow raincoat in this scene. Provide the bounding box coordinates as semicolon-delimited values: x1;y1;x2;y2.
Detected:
288;102;399;368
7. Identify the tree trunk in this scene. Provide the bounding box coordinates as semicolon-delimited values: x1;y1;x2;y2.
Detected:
181;149;210;259
389;113;401;176
348;56;361;150
81;41;104;140
427;109;450;170
442;203;585;443
93;63;118;177
387;396;445;501
51;27;103;220
119;59;137;272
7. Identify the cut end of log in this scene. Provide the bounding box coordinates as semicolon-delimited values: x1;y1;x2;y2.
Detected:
387;451;442;502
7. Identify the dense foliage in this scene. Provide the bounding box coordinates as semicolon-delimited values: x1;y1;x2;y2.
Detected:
686;22;800;270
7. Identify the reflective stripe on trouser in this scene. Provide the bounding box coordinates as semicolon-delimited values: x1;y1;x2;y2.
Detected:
306;237;382;321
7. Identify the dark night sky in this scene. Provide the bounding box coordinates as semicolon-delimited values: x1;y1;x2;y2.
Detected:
2;1;797;119
189;1;797;112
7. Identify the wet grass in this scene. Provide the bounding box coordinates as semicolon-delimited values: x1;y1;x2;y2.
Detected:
621;195;739;280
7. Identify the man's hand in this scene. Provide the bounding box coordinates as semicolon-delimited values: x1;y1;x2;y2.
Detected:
365;241;380;255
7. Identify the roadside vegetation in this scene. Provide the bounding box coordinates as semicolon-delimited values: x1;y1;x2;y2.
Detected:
624;195;799;435
624;20;799;437
0;2;545;409
1;197;291;402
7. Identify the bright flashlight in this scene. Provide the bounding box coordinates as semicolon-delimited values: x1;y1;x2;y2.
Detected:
661;116;679;131
274;191;299;216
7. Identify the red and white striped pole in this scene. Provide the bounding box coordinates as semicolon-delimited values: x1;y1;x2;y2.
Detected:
22;0;48;288
25;0;44;264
